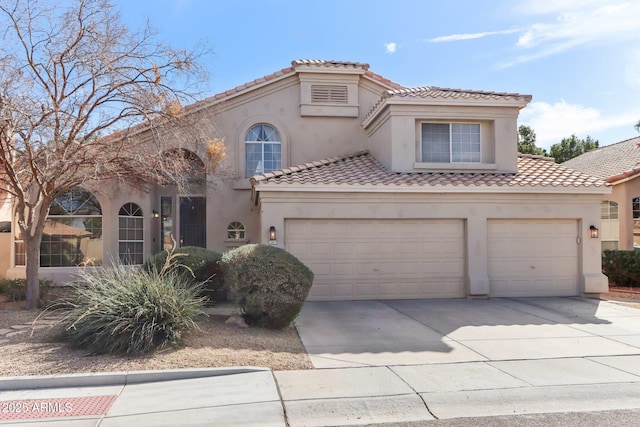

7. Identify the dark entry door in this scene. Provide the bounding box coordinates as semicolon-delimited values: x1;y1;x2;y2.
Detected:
179;197;206;247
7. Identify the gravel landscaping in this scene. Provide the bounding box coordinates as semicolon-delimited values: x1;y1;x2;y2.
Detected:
0;302;313;377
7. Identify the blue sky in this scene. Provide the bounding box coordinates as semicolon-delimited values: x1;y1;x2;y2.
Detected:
113;0;640;151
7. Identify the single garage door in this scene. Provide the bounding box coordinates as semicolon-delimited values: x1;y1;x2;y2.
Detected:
285;219;466;301
488;219;579;297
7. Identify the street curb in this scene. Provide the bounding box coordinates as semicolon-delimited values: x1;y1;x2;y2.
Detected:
0;367;270;391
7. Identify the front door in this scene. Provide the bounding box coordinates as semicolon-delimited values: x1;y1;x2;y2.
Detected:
179;197;206;248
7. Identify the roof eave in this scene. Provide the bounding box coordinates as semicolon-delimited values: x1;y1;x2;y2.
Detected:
252;182;611;195
362;95;531;129
606;168;640;185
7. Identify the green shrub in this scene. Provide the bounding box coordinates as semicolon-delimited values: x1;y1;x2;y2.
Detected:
55;257;206;355
0;278;52;303
144;246;225;301
222;244;314;329
602;250;640;287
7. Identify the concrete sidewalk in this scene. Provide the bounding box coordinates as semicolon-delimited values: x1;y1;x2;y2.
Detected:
2;356;640;426
0;368;285;426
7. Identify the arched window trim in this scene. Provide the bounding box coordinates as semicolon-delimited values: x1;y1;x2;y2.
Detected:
244;123;282;178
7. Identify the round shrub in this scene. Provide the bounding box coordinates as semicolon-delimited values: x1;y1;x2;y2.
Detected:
55;260;206;355
145;246;224;298
222;244;314;329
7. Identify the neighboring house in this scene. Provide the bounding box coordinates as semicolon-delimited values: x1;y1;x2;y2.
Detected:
5;60;610;299
563;136;640;251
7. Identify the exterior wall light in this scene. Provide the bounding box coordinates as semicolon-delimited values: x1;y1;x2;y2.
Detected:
269;226;277;245
589;225;599;239
152;210;160;218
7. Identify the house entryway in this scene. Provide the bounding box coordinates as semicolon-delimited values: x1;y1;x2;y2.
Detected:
179;197;206;248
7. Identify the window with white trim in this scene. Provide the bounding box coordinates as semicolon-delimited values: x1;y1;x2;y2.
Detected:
421;123;481;163
245;124;281;177
227;221;245;239
119;203;144;265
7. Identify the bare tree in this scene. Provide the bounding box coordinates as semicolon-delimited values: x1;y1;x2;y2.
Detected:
0;0;218;309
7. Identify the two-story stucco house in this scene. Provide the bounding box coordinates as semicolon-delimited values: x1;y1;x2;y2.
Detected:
4;60;610;299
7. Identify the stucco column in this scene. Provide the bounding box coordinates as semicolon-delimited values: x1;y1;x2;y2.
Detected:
467;216;490;296
582;219;610;294
258;200;285;249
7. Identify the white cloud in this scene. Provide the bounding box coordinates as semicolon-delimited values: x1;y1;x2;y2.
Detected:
428;1;640;68
385;42;397;54
506;1;640;67
519;100;640;149
429;28;520;43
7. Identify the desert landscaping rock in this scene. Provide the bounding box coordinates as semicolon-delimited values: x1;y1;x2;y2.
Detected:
225;315;249;328
10;324;31;329
0;310;312;376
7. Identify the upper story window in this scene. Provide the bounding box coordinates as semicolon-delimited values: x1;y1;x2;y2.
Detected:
421;123;481;163
245;124;281;178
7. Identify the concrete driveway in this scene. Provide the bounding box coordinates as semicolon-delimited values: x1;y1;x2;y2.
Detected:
294;297;640;368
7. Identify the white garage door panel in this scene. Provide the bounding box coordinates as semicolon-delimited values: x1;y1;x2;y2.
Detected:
285;219;466;301
488;219;578;297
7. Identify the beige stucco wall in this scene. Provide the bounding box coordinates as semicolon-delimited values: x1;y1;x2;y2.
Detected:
5;68;394;284
256;190;608;296
603;176;640;250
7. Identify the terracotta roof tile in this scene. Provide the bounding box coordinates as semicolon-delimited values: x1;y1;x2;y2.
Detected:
291;59;370;70
562;136;640;182
362;86;532;127
252;151;608;190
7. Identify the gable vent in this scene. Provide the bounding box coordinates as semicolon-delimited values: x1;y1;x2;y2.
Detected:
311;85;348;104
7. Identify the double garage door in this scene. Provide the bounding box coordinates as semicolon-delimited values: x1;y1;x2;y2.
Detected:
286;219;466;300
285;218;578;301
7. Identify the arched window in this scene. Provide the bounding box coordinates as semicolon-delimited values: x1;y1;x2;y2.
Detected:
245;124;281;177
119;203;144;265
601;200;619;251
227;221;245;239
15;187;103;267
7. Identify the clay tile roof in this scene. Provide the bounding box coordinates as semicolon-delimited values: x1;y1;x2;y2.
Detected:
562;136;640;183
383;86;532;102
291;59;370;70
362;86;531;127
252;151;608;190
